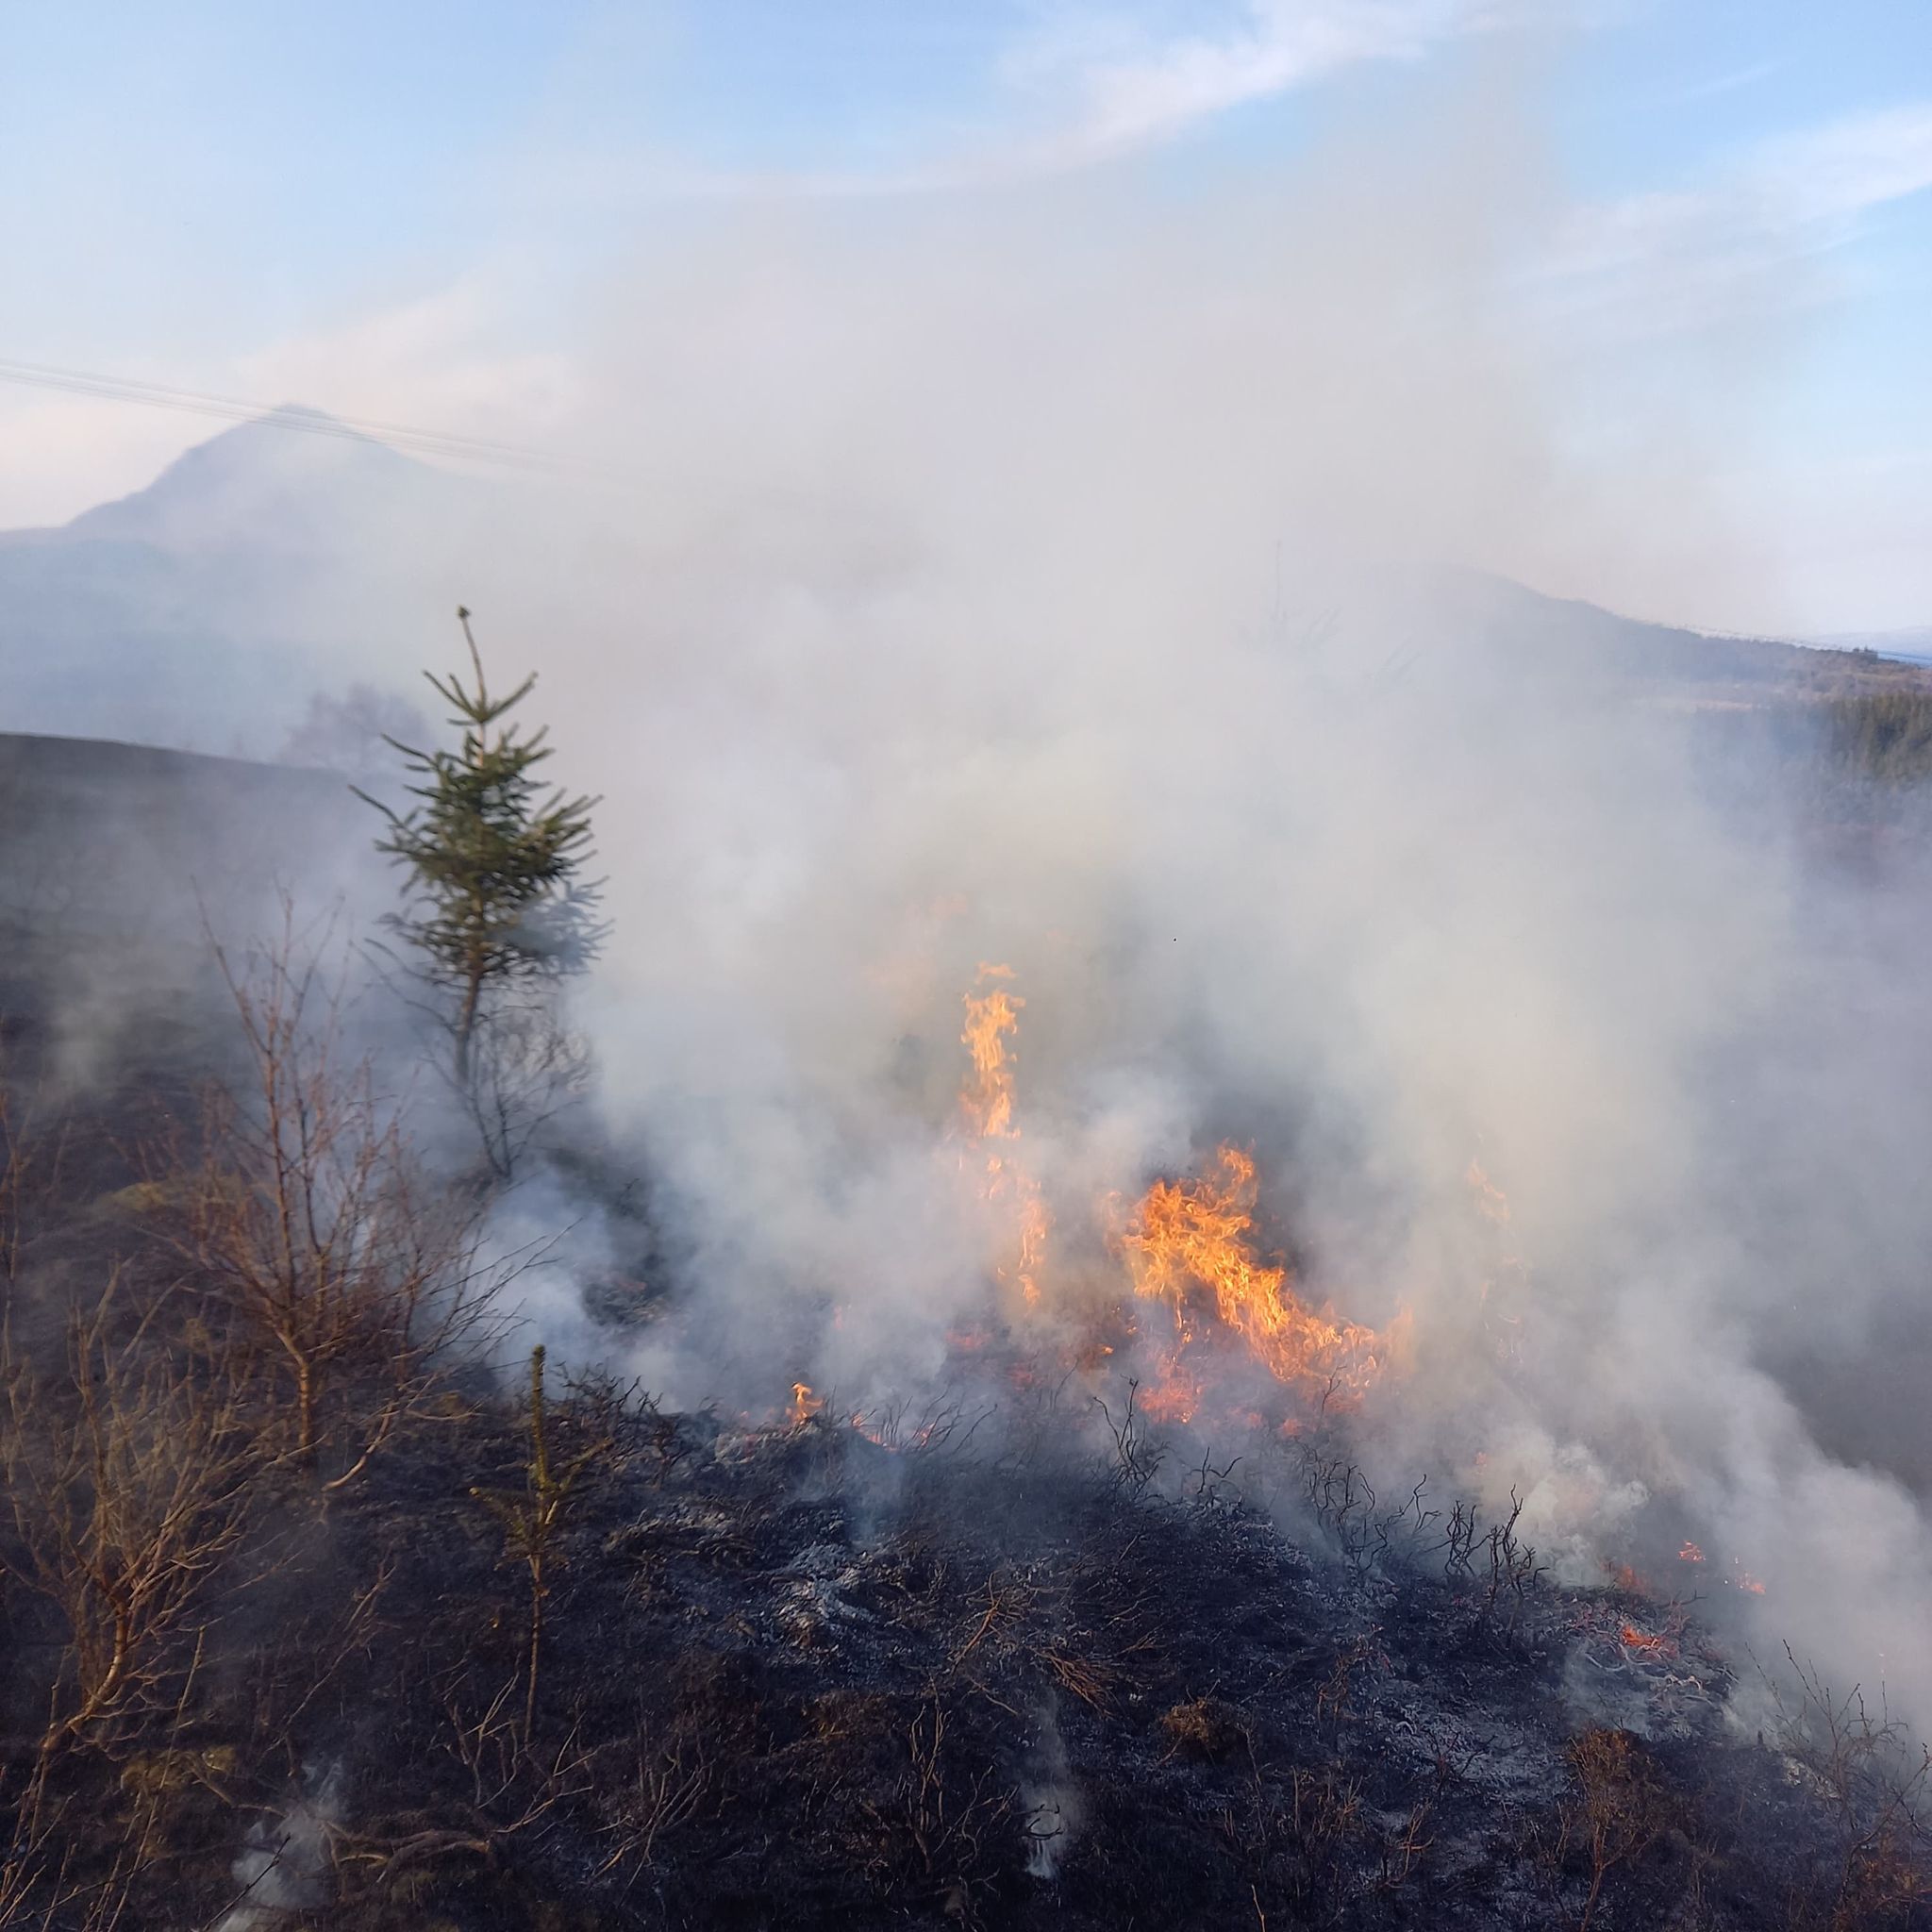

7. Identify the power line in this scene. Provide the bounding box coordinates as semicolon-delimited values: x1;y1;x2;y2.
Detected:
0;356;587;476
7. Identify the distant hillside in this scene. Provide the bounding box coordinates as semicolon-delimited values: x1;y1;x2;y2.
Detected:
1813;626;1932;667
0;409;475;755
1339;564;1932;702
5;410;1928;768
0;732;370;1092
0;730;358;934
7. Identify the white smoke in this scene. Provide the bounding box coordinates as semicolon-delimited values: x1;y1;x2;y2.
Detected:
414;108;1932;1726
214;1759;342;1931
21;44;1932;1738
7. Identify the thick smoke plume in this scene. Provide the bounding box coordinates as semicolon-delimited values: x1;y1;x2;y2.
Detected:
29;83;1932;1735
362;151;1927;1731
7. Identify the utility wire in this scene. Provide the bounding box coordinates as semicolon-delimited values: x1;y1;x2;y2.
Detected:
0;356;586;475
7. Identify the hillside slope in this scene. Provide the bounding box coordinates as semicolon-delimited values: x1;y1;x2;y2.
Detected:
0;412;471;754
8;412;1928;768
0;732;1927;1930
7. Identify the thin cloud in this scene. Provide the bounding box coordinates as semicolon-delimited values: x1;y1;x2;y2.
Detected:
1655;58;1780;108
1531;101;1932;338
1003;0;1500;164
538;1;1503;202
1758;102;1932;225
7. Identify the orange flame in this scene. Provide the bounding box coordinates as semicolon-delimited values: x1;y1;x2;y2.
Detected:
1122;1145;1390;1408
1467;1158;1512;1224
1140;1353;1206;1426
1469;1156;1533;1357
1012;1182;1050;1307
943;971;1403;1426
960;966;1022;1141
789;1382;824;1427
960;965;1048;1306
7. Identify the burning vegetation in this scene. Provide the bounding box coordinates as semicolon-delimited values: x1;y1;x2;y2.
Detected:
1120;1144;1394;1423
960;965;1049;1313
944;966;1398;1444
3;711;1932;1930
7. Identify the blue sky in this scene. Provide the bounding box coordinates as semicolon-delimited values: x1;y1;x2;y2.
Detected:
2;1;1927;628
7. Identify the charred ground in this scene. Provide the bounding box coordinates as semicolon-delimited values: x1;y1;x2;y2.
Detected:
2;1251;1922;1929
2;728;1931;1929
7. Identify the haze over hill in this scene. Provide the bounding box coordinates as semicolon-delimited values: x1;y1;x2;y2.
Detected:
0;410;474;755
8;3;1932;1919
5;408;1923;768
14;382;1932;1728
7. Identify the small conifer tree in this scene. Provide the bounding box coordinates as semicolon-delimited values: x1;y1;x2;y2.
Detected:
358;610;606;1134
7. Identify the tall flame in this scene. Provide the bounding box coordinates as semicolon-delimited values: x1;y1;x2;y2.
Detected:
949;969;1395;1419
960;963;1022;1140
1469;1155;1531;1356
1123;1145;1390;1409
1467;1158;1512;1225
960;964;1048;1305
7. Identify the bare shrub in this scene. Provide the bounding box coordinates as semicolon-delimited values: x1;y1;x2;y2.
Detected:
1438;1496;1480;1579
946;1566;1038;1679
1159;1697;1248;1764
0;1273;261;1762
471;1345;608;1743
1417;1486;1544;1635
595;1721;712;1877
279;680;428;781
858;1697;1015;1920
1092;1378;1166;1502
453;994;591;1187
1765;1651;1932;1929
1238;1762;1367;1916
1316;1631;1382;1738
1560;1726;1670;1932
1376;1799;1434;1893
1476;1490;1544;1635
158;915;495;1487
325;1671;598;1900
0;1710;205;1931
0;1076;63;1289
1189;1446;1245;1513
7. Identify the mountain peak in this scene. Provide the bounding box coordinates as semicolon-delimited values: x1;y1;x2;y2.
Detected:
56;406;427;552
246;401;384;442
